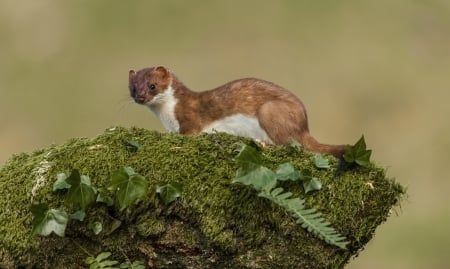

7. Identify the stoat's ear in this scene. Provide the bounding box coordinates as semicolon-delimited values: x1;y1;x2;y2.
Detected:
155;66;169;78
129;70;136;79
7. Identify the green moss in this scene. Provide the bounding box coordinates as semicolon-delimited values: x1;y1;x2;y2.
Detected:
136;212;166;237
0;127;405;268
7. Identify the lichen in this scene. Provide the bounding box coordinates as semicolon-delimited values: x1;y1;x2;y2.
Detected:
0;127;405;268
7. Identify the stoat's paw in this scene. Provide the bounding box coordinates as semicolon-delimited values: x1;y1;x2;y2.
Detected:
254;139;268;148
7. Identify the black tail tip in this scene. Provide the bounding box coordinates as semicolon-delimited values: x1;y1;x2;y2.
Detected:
334;155;356;176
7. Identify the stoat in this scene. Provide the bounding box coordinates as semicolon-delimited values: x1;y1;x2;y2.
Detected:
128;66;345;157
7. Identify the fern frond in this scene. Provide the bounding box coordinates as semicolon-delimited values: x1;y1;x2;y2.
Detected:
259;188;349;249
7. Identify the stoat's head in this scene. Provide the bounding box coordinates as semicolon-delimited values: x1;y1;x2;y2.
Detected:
128;66;172;105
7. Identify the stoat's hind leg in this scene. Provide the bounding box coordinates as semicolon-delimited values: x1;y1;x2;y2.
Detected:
257;100;309;145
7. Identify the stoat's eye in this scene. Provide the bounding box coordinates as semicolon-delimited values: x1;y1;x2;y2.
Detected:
131;85;137;95
149;84;156;90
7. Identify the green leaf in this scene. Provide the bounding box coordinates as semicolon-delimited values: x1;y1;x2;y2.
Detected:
156;182;183;205
96;252;112;262
275;163;301;181
31;204;68;237
65;170;97;211
70;210;86;221
343;135;372;168
85;256;96;265
303;178;322;193
355;150;372;167
233;144;277;191
313;155;331;169
299;169;313;180
233;143;262;166
53;173;71;191
108;167;149;211
120;260;146;269
98;260;120;268
234;165;277;192
125;140;142;152
343;145;355;163
288;138;302;150
107;219;122;235
96;188;114;206
89;221;103;235
85;252;120;269
80;175;95;186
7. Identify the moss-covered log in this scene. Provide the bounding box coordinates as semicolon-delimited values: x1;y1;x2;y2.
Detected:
0;127;404;269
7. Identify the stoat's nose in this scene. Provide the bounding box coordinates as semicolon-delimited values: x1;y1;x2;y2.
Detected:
134;95;147;104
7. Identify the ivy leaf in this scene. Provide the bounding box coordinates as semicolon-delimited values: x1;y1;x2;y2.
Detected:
343;135;372;167
234;143;262;166
65;170;97;211
89;221;103;235
303;178;322;194
233;144;277;191
108;167;149;211
31;204;68;237
125;140;142;152
70;210;86;221
288;138;302;150
107;219;122;235
156;182;183;205
53;173;71;191
275;163;301;181
96;187;114;206
313;155;331;169
299;169;313;180
234;165;277;192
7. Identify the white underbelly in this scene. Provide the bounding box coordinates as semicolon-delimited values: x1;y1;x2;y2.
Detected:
202;114;273;144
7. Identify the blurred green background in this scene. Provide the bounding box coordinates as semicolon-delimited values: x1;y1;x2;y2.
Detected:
1;0;449;268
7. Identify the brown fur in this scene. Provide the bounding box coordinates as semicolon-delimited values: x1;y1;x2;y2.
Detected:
129;66;345;157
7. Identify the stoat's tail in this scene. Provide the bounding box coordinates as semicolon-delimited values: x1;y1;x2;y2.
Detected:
299;133;345;157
